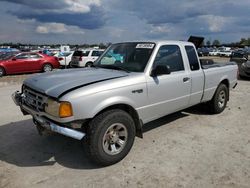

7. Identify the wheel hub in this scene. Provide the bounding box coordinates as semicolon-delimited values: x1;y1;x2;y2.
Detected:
218;90;226;108
102;123;128;155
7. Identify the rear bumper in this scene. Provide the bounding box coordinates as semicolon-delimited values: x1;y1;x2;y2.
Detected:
12;91;85;140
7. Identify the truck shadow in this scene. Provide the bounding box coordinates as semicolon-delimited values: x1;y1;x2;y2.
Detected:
0;119;99;169
143;104;212;133
143;112;188;133
0;106;211;170
183;104;213;115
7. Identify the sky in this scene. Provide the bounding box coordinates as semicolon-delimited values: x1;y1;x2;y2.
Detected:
0;0;249;44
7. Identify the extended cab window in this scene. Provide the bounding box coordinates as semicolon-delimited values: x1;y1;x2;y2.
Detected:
185;46;200;71
154;45;184;72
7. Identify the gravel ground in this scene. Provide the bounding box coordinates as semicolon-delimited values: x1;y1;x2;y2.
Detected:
0;62;250;188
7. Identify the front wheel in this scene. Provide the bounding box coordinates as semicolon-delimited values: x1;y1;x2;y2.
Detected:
85;109;136;166
209;84;228;114
43;63;53;72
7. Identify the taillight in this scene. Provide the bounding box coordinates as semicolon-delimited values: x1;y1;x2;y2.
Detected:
79;56;82;61
59;57;64;61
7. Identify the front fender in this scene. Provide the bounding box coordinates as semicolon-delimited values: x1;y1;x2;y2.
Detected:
91;96;137;117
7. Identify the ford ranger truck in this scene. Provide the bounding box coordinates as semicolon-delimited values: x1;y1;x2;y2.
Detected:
12;41;238;166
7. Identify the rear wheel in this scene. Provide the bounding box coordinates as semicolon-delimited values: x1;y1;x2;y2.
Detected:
43;63;53;72
85;109;136;166
0;67;5;77
85;62;93;67
209;84;228;114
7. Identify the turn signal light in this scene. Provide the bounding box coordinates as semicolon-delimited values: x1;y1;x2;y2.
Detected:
59;102;73;118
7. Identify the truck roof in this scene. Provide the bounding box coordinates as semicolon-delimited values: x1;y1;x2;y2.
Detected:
115;40;196;46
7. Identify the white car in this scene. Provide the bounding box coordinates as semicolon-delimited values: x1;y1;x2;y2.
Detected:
70;49;104;67
209;49;220;56
218;50;233;57
53;51;74;67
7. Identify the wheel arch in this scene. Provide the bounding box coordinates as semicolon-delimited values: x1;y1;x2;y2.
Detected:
42;62;53;72
0;65;6;76
94;103;143;138
216;78;230;101
85;61;94;67
43;62;53;68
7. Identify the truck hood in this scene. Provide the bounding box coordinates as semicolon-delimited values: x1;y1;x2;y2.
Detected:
23;68;128;98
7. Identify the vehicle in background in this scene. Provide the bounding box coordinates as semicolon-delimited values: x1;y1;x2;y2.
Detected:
197;48;210;56
218;50;233;57
0;48;19;53
230;50;250;78
53;51;74;68
70;49;104;67
209;49;220;56
0;52;19;60
0;52;60;77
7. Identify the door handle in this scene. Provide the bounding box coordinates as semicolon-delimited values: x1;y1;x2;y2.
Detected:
183;77;190;82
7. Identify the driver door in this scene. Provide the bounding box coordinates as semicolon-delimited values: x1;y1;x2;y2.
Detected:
145;45;191;122
7;53;30;73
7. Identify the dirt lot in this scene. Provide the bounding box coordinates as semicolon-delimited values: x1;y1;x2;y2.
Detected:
1;62;250;188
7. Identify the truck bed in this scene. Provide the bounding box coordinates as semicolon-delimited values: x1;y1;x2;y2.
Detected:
200;59;238;102
200;58;236;69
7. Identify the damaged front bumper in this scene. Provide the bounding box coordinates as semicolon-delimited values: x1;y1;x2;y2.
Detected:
12;91;85;140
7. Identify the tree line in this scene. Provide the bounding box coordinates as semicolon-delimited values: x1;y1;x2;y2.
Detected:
203;38;250;47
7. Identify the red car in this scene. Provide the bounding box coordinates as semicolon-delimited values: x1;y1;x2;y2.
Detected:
0;52;60;76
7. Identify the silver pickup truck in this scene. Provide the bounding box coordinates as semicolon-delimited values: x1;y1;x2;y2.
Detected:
12;40;238;166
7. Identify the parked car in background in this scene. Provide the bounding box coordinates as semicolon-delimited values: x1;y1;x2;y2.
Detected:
209;49;220;56
0;52;60;76
230;51;250;78
218;50;233;57
70;49;104;67
197;48;210;56
53;51;74;68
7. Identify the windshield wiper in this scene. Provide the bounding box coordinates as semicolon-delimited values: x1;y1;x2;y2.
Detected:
97;65;130;73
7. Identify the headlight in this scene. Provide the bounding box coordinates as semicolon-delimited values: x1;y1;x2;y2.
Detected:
45;98;73;118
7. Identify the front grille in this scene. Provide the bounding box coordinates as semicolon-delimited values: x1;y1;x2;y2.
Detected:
23;86;47;112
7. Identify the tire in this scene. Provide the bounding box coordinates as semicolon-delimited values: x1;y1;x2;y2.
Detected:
43;63;53;72
68;61;72;68
0;67;5;77
85;62;93;67
85;109;136;166
209;84;228;114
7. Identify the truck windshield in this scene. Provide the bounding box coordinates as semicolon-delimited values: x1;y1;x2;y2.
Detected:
94;42;155;72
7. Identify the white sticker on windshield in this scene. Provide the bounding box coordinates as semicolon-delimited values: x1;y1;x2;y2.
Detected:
136;43;155;49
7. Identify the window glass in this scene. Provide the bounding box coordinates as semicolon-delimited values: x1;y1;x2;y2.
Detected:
154;45;184;72
185;46;200;71
92;50;103;57
29;53;41;59
82;51;90;56
95;42;155;72
15;53;29;59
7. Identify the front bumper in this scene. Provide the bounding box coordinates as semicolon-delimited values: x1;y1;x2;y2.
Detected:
12;91;85;140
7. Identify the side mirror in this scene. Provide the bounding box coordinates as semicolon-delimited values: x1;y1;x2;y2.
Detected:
12;58;16;61
150;65;171;77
